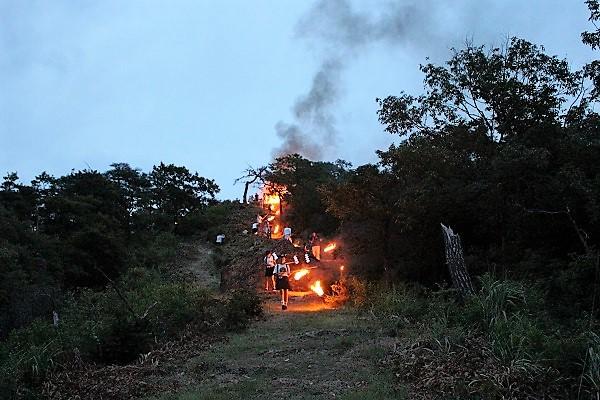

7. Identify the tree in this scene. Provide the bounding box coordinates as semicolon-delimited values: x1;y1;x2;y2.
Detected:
1;172;19;192
234;165;267;203
31;172;56;232
265;154;349;235
149;163;219;228
582;0;600;50
105;163;152;232
319;36;600;286
377;38;586;142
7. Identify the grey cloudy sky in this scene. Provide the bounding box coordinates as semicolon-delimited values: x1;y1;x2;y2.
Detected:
0;0;595;199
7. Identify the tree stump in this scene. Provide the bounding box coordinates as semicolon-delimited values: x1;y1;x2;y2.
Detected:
441;223;474;297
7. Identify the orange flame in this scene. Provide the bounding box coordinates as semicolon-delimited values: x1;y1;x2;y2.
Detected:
323;243;337;253
293;269;310;281
267;215;275;222
310;280;324;297
273;225;280;234
263;193;280;210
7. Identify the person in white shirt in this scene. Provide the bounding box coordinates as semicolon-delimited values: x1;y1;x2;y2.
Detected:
283;226;292;242
274;256;292;310
252;222;259;235
263;250;276;291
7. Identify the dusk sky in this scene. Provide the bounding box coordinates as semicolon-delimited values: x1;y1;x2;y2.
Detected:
1;0;596;199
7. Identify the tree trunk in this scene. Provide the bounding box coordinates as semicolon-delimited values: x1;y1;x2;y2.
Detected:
242;181;250;204
441;223;474;297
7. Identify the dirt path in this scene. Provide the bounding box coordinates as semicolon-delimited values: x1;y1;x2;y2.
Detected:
177;241;220;290
151;290;401;400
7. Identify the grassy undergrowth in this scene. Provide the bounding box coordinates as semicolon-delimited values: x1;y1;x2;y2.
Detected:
0;268;261;399
345;274;600;398
152;309;401;400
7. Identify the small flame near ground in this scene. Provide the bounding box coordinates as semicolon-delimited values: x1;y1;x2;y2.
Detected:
323;243;336;253
310;280;325;296
294;269;310;281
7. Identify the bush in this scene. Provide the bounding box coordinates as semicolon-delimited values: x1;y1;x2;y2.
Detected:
133;280;213;339
350;273;599;396
223;289;262;331
128;232;179;269
344;276;368;307
546;254;599;319
0;270;262;397
0;319;61;398
583;332;600;395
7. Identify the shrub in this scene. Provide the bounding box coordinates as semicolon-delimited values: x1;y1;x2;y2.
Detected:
344;276;368;307
134;281;213;339
583;332;600;395
0;319;61;398
0;271;259;397
211;248;231;270
223;289;262;331
128;232;179;269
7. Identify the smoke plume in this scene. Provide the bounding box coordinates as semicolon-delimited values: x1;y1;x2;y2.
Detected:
274;58;342;159
272;0;429;159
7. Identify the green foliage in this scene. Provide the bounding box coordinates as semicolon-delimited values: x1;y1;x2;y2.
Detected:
584;332;600;393
349;274;598;396
0;269;262;397
583;0;600;50
222;289;263;331
546;254;600;319
343;276;368;307
0;163;221;337
265;154;349;235
150;162;219;229
128;231;179;269
177;201;238;236
0;319;61;398
311;36;600;291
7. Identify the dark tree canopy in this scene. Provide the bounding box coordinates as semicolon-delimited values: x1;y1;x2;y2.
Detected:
377;38;587;142
0;163;220;335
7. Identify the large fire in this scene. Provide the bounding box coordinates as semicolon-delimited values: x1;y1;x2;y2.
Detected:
310;280;325;297
323;243;337;253
263;192;281;214
260;183;287;239
293;269;310;281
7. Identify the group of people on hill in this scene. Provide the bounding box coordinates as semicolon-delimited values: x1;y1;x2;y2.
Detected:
252;213;293;243
262;231;322;311
263;250;291;310
252;214;274;238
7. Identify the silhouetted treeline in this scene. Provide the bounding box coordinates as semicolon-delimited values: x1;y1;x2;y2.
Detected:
0;162;220;336
265;37;600;320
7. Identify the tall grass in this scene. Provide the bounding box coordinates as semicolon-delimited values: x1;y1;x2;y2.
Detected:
346;273;599;397
0;271;262;398
582;332;600;395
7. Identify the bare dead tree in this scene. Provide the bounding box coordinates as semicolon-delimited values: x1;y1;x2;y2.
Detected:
441;223;475;297
234;165;268;204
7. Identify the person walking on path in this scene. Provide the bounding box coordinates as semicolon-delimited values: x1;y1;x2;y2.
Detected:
264;221;272;238
309;232;321;261
274;255;291;310
283;226;292;243
263;250;276;291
